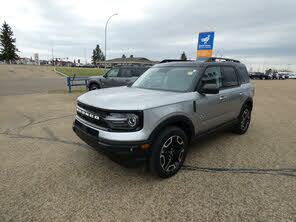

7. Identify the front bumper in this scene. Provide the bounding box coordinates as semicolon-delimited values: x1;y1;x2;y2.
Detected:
72;119;150;163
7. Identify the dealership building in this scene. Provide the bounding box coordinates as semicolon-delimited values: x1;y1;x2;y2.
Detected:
96;57;158;68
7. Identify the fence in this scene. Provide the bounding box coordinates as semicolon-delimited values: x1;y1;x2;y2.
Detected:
66;74;89;93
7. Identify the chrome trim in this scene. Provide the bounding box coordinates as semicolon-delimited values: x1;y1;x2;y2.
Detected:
76;115;106;132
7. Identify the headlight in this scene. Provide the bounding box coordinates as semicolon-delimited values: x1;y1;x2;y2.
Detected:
104;113;141;131
127;114;139;127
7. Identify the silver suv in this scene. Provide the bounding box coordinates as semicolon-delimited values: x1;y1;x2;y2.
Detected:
73;57;254;178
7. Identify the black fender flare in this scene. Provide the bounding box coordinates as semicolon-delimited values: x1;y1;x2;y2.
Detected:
148;115;195;144
243;97;253;110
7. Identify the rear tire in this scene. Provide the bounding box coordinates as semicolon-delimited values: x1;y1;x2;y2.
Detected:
233;105;252;134
149;127;188;178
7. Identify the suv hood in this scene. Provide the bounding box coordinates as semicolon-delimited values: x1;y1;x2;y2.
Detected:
77;86;193;110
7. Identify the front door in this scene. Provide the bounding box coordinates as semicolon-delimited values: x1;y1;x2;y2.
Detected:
194;66;229;133
103;68;120;87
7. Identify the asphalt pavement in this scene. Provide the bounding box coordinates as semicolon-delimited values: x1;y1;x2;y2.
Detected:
0;65;295;221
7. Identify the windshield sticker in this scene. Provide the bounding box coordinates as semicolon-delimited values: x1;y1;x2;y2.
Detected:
187;70;196;75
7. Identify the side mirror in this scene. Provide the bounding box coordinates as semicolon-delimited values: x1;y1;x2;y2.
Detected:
199;83;219;94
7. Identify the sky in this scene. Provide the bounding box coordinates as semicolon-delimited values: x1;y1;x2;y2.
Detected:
1;0;296;71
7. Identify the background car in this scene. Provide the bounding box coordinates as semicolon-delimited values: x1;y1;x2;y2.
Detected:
87;65;150;90
288;73;296;79
249;72;267;80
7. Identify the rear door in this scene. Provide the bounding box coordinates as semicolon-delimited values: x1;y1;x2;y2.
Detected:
129;68;148;84
219;66;242;121
118;68;134;86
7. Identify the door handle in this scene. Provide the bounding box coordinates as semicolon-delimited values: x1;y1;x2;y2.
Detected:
219;95;227;100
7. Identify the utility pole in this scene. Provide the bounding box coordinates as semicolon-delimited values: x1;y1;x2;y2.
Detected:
51;48;54;66
104;13;118;63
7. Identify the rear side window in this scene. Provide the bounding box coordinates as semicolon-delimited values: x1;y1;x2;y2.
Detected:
132;69;142;77
133;68;148;77
221;66;239;88
119;69;133;77
238;66;250;83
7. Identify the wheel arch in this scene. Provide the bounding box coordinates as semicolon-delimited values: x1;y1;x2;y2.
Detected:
148;115;195;144
243;97;253;110
88;80;101;89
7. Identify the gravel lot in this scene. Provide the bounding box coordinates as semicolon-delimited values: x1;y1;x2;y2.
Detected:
0;65;295;221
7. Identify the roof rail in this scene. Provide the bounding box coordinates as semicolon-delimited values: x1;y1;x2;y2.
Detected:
160;59;194;63
205;57;240;63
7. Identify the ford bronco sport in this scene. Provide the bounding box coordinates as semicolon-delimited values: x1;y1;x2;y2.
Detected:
73;57;254;178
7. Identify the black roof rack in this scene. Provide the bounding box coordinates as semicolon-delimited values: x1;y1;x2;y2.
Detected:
205;57;240;63
160;59;194;63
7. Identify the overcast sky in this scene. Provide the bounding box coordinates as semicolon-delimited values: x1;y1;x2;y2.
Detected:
1;0;296;70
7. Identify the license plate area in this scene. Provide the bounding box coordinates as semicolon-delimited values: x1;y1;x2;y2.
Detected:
76;120;99;138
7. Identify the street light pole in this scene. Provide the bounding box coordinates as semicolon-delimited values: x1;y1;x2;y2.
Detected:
104;13;118;64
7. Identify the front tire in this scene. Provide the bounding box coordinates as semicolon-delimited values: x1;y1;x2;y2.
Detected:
149;127;188;178
233;105;252;134
89;83;100;91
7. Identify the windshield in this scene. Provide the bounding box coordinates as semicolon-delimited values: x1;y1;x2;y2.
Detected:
132;67;199;92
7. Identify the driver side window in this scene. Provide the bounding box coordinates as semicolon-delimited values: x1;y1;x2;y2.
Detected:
106;68;119;77
201;66;222;88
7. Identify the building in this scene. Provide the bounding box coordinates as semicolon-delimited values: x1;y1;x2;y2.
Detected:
96;57;158;68
16;57;34;65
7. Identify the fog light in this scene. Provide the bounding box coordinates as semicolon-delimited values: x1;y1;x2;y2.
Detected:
140;144;150;150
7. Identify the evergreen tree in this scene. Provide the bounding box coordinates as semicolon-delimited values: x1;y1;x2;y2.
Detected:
130;55;134;58
180;52;187;61
122;54;126;59
91;44;105;64
0;21;19;63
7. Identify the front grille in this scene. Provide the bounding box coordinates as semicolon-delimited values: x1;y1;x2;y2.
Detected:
77;102;109;130
77;101;108;117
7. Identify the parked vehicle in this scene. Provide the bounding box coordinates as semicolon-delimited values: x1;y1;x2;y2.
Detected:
87;66;149;90
288;73;296;79
277;72;289;80
249;72;269;80
73;57;254;178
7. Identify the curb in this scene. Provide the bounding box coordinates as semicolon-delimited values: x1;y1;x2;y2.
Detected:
53;68;68;78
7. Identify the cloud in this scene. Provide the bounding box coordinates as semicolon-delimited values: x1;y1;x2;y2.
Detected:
1;0;296;69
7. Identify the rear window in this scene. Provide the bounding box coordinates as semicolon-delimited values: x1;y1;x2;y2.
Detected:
238;66;250;83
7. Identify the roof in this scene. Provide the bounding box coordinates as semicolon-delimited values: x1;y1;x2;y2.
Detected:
154;61;202;67
108;57;151;62
154;57;245;68
96;57;158;65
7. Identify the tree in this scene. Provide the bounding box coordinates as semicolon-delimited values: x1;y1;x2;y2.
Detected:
129;55;134;58
180;52;187;61
0;21;19;63
121;54;126;59
91;44;105;64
